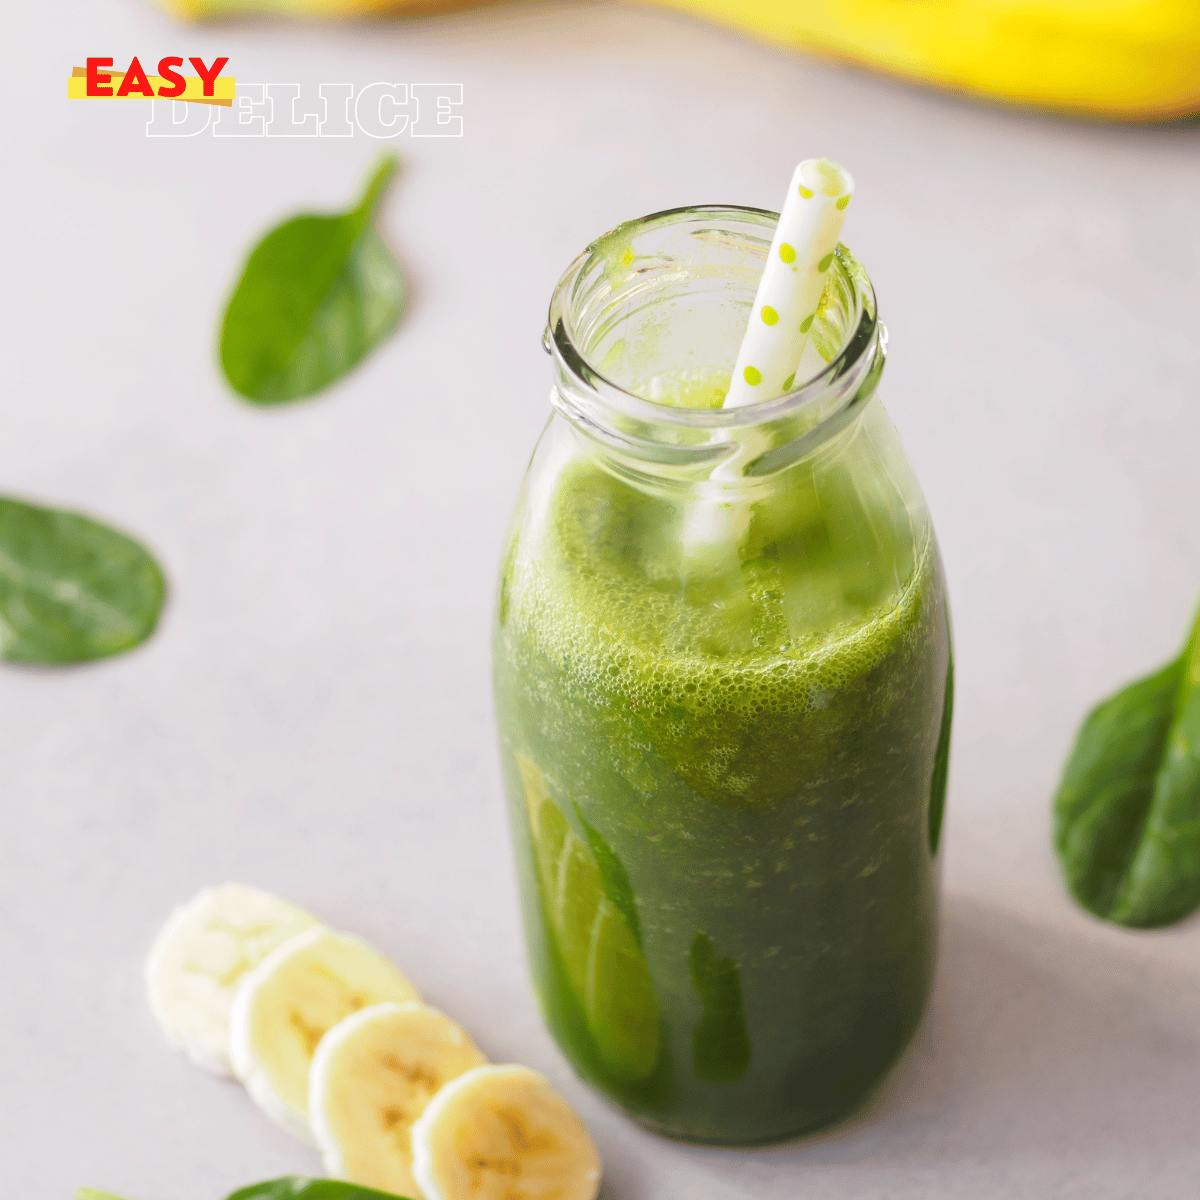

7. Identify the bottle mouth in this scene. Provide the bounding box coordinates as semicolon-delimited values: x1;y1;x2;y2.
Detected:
547;204;885;443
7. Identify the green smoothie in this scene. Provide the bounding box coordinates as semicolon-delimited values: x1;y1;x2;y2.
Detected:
493;390;952;1143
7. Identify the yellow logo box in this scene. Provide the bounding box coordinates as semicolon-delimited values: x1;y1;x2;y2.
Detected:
69;64;235;106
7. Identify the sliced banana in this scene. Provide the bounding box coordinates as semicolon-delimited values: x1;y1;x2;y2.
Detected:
310;1001;487;1196
229;926;420;1142
411;1064;601;1200
144;883;320;1076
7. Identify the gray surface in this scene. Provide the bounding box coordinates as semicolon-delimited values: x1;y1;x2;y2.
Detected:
4;2;1200;1197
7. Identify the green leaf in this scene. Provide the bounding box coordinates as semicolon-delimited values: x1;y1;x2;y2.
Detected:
227;1179;414;1200
574;801;643;948
689;932;751;1083
928;633;954;855
0;496;165;665
1055;602;1200;928
219;155;406;405
77;1178;415;1200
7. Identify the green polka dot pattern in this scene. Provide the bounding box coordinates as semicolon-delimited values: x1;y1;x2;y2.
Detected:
721;158;854;410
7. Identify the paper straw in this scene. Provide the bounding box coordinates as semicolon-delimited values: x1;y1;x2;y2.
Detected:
684;159;855;559
723;158;854;409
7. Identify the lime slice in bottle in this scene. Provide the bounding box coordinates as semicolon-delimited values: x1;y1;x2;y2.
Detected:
518;757;660;1081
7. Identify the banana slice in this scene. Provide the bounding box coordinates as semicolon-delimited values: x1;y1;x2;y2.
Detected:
230;926;420;1142
411;1064;601;1200
310;1001;487;1195
144;883;319;1076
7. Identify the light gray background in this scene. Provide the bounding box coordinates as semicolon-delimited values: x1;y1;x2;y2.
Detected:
4;2;1199;1197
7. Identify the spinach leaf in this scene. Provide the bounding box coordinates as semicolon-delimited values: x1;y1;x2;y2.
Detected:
1055;602;1200;928
574;801;642;947
228;1179;411;1200
220;155;406;405
0;495;165;665
929;634;954;855
689;932;751;1083
78;1178;413;1200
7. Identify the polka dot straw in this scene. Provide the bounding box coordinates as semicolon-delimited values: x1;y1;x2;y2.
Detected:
723;159;855;409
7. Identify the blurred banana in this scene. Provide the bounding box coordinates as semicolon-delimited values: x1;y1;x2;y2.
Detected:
149;0;1199;120
636;0;1200;120
151;0;481;19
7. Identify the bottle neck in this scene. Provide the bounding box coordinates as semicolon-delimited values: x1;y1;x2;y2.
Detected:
546;205;886;490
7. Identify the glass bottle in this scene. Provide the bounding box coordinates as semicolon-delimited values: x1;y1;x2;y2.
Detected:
492;205;953;1145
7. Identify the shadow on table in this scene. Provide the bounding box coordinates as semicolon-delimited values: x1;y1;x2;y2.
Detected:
671;894;1200;1177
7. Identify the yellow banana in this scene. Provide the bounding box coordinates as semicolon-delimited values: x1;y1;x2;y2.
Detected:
148;0;1199;120
150;0;479;19
635;0;1200;120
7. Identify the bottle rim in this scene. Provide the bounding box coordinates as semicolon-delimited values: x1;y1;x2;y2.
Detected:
546;203;885;436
